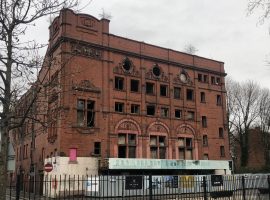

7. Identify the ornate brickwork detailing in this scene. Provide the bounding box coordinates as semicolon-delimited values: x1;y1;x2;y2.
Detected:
173;69;193;85
70;43;102;60
147;121;169;134
118;121;138;131
115;119;141;134
79;16;98;31
113;57;140;77
72;80;100;93
176;124;196;136
145;64;169;82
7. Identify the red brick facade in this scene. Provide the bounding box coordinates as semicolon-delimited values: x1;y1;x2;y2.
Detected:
13;9;230;175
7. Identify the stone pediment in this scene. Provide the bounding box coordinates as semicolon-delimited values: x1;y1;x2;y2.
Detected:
145;64;169;82
173;69;193;85
72;80;100;93
118;121;138;131
148;121;169;134
113;57;140;77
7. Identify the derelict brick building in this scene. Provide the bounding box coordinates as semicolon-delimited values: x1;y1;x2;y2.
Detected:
13;9;230;177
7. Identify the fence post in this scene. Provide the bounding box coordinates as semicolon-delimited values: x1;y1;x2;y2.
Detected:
241;176;246;200
149;175;152;200
267;175;270;199
203;176;207;200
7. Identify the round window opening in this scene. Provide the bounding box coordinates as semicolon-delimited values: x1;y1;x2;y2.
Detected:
180;73;187;83
122;58;132;71
153;65;161;77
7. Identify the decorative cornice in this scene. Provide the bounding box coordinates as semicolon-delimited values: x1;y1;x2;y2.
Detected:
72;80;101;93
48;36;227;77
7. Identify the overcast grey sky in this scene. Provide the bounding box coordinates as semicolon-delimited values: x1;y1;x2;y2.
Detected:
29;0;270;88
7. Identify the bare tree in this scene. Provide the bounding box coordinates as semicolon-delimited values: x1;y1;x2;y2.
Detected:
258;88;270;167
183;44;198;55
226;79;261;167
0;0;81;198
248;0;270;25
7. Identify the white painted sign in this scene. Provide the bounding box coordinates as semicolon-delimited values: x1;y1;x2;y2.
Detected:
86;177;99;192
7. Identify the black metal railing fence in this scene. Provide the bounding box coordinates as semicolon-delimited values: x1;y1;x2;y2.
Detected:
6;174;270;199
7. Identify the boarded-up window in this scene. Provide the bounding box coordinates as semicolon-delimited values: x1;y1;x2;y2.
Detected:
69;148;77;162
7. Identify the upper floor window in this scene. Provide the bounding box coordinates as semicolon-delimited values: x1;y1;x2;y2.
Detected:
198;73;208;83
150;135;166;159
147;105;155;116
146;82;155;95
118;134;136;158
174;87;181;99
160;84;168;97
152;64;161;77
220;146;225;157
115;102;124;113
200;92;206;103
186;89;194;101
161;107;169;117
219;128;224;138
130;79;139;92
175;109;182;119
203;135;208;146
77;99;95;127
217;95;222;106
187;111;195;121
202;116;207;128
115;76;124;90
131;104;140;114
211;76;221;85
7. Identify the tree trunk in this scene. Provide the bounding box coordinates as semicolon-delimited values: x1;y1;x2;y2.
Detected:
0;120;9;199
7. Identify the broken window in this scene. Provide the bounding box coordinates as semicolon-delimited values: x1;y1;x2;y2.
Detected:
202;116;207;128
150;135;166;159
186;89;194;101
160;84;168;97
146;82;154;95
94;142;101;155
161;107;169;117
115;102;124;112
219;128;224;138
187;111;195;120
118;134;136;158
147;105;155;116
217;95;221;105
178;137;193;160
203;135;208;146
175;109;182;119
131;104;140;114
77;99;95;127
200;92;206;103
115;76;124;90
174;87;181;99
198;74;202;82
130;79;139;92
220;146;225;157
